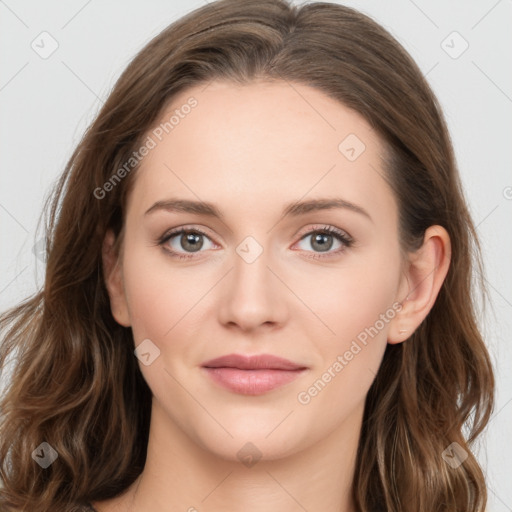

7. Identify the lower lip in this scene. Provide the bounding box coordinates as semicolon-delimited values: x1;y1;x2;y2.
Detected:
202;367;307;395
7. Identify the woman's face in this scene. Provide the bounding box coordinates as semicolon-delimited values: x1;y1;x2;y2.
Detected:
107;80;408;461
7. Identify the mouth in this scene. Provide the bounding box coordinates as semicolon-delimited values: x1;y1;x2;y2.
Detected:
201;353;308;395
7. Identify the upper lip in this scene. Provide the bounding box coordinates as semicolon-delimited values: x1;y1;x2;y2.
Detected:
201;353;307;371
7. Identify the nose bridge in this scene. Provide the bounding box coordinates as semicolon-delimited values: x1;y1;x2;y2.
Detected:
218;234;286;330
232;234;275;304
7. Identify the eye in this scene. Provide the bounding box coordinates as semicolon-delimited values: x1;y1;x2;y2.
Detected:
158;227;217;260
157;224;354;261
294;225;353;259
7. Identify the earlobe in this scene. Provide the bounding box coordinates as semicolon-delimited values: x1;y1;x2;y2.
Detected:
388;225;451;344
102;229;131;327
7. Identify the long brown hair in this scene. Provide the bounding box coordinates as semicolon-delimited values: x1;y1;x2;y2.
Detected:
0;1;494;510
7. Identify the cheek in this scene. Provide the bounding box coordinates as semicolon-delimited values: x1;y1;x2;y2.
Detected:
121;249;202;398
294;289;395;435
121;244;188;342
298;253;401;346
295;249;401;403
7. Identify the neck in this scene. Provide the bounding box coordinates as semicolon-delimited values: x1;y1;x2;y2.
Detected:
118;399;362;512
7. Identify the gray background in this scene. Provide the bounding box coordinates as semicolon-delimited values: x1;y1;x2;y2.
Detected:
1;0;511;509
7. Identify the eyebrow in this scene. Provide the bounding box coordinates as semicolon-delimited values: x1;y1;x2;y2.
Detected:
145;197;372;222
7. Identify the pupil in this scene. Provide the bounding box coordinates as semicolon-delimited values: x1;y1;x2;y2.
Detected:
182;232;203;252
313;233;332;252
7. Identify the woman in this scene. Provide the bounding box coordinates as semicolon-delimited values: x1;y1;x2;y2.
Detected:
0;0;494;511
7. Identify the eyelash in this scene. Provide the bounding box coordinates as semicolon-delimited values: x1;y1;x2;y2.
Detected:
157;225;354;261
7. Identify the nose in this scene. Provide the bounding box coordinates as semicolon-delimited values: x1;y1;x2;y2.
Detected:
217;240;288;333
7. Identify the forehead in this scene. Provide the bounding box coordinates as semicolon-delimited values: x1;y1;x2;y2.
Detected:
127;79;396;224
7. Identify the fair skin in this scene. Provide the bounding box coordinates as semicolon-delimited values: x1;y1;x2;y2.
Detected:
96;80;450;512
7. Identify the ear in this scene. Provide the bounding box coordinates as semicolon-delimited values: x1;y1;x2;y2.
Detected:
388;225;451;344
102;229;131;327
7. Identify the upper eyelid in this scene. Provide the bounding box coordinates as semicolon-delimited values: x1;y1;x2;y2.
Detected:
162;225;217;243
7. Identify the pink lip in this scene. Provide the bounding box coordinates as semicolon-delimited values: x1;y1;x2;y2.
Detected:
201;353;308;395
